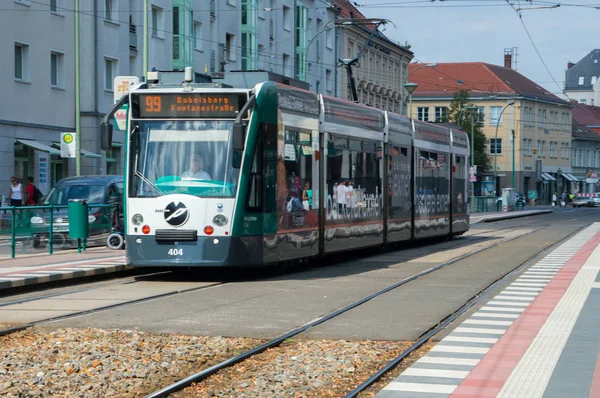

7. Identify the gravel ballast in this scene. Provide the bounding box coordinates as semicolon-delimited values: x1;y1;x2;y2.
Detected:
0;328;426;397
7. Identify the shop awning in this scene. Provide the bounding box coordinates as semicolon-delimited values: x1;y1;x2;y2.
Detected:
541;172;556;181
561;173;579;182
81;149;102;159
15;139;61;156
51;143;102;159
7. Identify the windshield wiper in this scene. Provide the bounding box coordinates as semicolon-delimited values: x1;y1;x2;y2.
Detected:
135;171;165;196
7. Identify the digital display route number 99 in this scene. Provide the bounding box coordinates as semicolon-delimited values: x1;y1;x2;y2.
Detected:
145;95;162;113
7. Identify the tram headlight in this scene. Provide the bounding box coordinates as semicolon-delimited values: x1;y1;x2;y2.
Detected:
212;214;228;227
132;214;144;226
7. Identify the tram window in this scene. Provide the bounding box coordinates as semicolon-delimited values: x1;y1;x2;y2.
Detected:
246;133;263;211
281;129;313;212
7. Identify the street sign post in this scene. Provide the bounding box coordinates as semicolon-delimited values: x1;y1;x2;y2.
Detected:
535;160;542;181
60;133;76;158
113;77;138;131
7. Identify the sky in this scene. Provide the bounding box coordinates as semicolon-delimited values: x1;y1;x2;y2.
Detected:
352;0;600;97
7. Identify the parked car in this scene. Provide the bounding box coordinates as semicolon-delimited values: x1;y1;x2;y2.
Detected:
573;196;597;208
29;175;123;248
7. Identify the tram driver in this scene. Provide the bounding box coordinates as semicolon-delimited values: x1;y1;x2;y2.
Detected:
182;154;212;180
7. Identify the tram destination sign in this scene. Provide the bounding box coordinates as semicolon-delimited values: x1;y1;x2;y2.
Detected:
133;93;244;118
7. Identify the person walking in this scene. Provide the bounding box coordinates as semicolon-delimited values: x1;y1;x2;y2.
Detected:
552;192;557;207
8;177;25;227
25;177;37;206
9;177;24;207
561;191;567;207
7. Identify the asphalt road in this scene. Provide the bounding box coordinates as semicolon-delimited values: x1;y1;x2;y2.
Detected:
32;207;600;341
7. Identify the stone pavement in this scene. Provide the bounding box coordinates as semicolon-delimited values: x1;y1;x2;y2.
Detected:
376;222;600;398
0;247;126;291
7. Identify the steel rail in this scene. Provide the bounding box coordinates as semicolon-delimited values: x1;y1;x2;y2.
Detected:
144;225;546;398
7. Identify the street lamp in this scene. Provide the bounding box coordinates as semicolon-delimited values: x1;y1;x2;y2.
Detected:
404;63;436;116
303;18;389;82
404;83;418;118
493;101;515;196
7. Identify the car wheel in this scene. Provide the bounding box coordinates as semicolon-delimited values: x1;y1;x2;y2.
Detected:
32;236;45;249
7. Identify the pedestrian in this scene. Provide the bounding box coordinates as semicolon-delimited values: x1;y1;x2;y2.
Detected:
8;176;25;227
561;191;567;207
552;192;557;207
8;177;24;207
25;177;38;206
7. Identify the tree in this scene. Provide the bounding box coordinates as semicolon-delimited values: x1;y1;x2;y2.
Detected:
447;90;491;172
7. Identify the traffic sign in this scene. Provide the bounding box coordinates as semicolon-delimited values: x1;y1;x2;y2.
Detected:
60;133;76;158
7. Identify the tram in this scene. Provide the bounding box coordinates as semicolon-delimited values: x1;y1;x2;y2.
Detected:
101;68;469;267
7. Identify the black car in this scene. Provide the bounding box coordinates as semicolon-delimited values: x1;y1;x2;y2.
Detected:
29;175;123;248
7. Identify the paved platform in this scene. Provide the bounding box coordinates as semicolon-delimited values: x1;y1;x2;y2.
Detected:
376;222;600;398
0;247;126;291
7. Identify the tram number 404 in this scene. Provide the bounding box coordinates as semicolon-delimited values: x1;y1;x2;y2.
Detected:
168;248;183;256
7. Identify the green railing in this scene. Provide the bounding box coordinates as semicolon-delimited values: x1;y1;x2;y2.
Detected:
0;203;115;258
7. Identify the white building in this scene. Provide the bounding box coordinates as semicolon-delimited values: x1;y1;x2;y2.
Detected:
564;49;600;106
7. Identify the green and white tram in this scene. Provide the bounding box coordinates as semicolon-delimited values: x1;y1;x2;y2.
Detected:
101;68;469;267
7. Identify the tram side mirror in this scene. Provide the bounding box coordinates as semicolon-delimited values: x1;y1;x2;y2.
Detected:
100;123;113;151
232;122;246;152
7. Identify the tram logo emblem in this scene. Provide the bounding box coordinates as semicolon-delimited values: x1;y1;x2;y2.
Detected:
164;202;189;227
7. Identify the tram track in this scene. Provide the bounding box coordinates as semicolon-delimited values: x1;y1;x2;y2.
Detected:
143;224;550;398
0;223;533;339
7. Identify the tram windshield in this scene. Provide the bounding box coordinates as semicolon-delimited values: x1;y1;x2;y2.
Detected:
129;120;238;198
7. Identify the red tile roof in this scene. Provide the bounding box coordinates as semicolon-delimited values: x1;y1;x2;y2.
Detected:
571;101;600;127
407;62;567;104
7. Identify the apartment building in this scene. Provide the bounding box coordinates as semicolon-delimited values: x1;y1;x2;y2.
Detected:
332;0;413;113
1;0;343;192
571;102;600;193
408;60;572;202
564;49;600;106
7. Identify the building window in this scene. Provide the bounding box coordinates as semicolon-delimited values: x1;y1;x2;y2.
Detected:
225;33;235;61
14;42;30;82
326;29;333;49
474;107;485;125
151;6;162;37
104;58;117;90
592;76;598;85
434;107;447;122
283;54;290;77
523;139;528;156
489;106;503;126
50;0;57;12
282;6;290;31
578;76;584;85
50;51;64;88
490;138;502;155
193;21;202;51
581;99;587;104
325;69;332;93
417;107;430;122
105;0;114;21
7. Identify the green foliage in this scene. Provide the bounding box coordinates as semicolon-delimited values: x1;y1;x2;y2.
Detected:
447;90;491;172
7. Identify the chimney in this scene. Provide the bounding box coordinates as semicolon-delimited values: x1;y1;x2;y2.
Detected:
504;53;512;69
568;62;575;69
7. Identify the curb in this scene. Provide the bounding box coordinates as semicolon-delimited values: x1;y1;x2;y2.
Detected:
0;263;131;291
480;209;553;223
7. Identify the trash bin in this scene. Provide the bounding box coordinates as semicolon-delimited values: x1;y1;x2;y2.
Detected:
68;199;89;240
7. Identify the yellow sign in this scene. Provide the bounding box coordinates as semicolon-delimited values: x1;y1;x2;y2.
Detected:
62;133;74;144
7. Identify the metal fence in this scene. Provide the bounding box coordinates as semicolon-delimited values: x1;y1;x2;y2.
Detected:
0;203;115;258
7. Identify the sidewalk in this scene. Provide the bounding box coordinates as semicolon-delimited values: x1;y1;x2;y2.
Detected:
376;222;600;397
0;247;126;291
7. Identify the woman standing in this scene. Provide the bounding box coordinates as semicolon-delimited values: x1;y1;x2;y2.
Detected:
9;177;24;207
